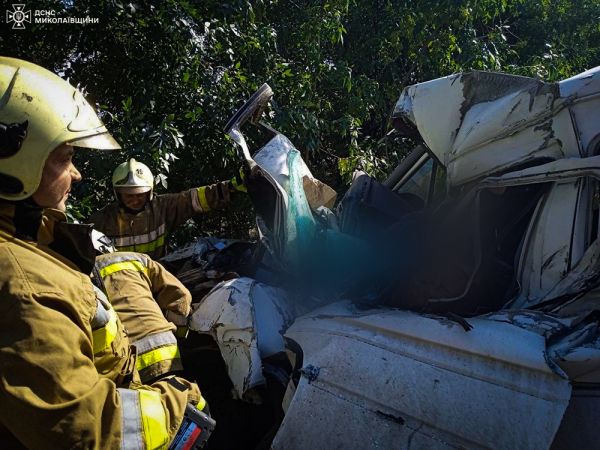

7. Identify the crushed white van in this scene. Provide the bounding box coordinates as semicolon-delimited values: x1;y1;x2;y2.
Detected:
181;68;600;449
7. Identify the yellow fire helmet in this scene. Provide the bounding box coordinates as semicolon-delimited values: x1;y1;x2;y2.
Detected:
112;158;154;200
0;56;121;201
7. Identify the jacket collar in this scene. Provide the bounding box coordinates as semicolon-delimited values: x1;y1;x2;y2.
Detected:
0;201;96;274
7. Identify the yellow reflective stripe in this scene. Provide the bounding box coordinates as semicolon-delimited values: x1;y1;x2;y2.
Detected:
138;389;170;450
113;224;167;247
99;260;149;278
197;186;210;211
117;234;165;253
196;394;207;412
92;309;118;354
137;345;181;371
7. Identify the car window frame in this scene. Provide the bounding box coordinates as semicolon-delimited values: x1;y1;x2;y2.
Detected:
384;144;446;206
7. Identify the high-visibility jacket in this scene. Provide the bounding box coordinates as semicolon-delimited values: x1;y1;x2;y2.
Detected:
94;251;192;382
89;182;232;259
0;202;204;449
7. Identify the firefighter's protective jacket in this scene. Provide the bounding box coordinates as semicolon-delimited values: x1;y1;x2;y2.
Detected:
0;202;203;449
90;182;232;259
95;251;192;382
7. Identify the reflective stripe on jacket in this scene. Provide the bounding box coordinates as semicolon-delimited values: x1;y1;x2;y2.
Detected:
95;251;192;382
119;388;169;450
90;182;232;259
0;203;200;449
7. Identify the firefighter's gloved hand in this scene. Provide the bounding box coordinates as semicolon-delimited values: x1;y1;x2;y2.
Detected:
182;380;208;414
230;166;248;193
200;401;210;417
165;311;189;339
196;393;209;414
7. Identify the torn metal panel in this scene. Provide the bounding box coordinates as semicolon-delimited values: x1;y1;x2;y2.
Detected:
449;129;566;184
483;310;578;339
570;178;592;268
254;134;295;190
552;106;582;157
394;73;465;161
274;301;571;450
479;154;600;188
514;182;581;308
188;277;295;399
393;69;600;187
547;320;600;383
451;74;559;157
254;134;337;210
536;236;600;310
568;98;600;156
558;66;600;99
235;133;289;261
248;133;338;263
551;285;600;317
481;311;600;385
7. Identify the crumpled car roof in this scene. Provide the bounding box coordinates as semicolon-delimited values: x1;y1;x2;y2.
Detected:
393;67;600;186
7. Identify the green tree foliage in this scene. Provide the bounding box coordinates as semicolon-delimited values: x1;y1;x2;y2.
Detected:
1;0;599;242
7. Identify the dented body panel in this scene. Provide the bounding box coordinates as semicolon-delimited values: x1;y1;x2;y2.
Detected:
274;302;571;450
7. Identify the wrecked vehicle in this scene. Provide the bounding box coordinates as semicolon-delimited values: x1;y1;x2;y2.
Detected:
167;67;600;449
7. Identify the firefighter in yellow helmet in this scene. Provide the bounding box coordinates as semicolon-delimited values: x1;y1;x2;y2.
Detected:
89;157;247;259
0;57;209;449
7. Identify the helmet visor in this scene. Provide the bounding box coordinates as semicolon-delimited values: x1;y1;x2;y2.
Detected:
67;132;121;150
